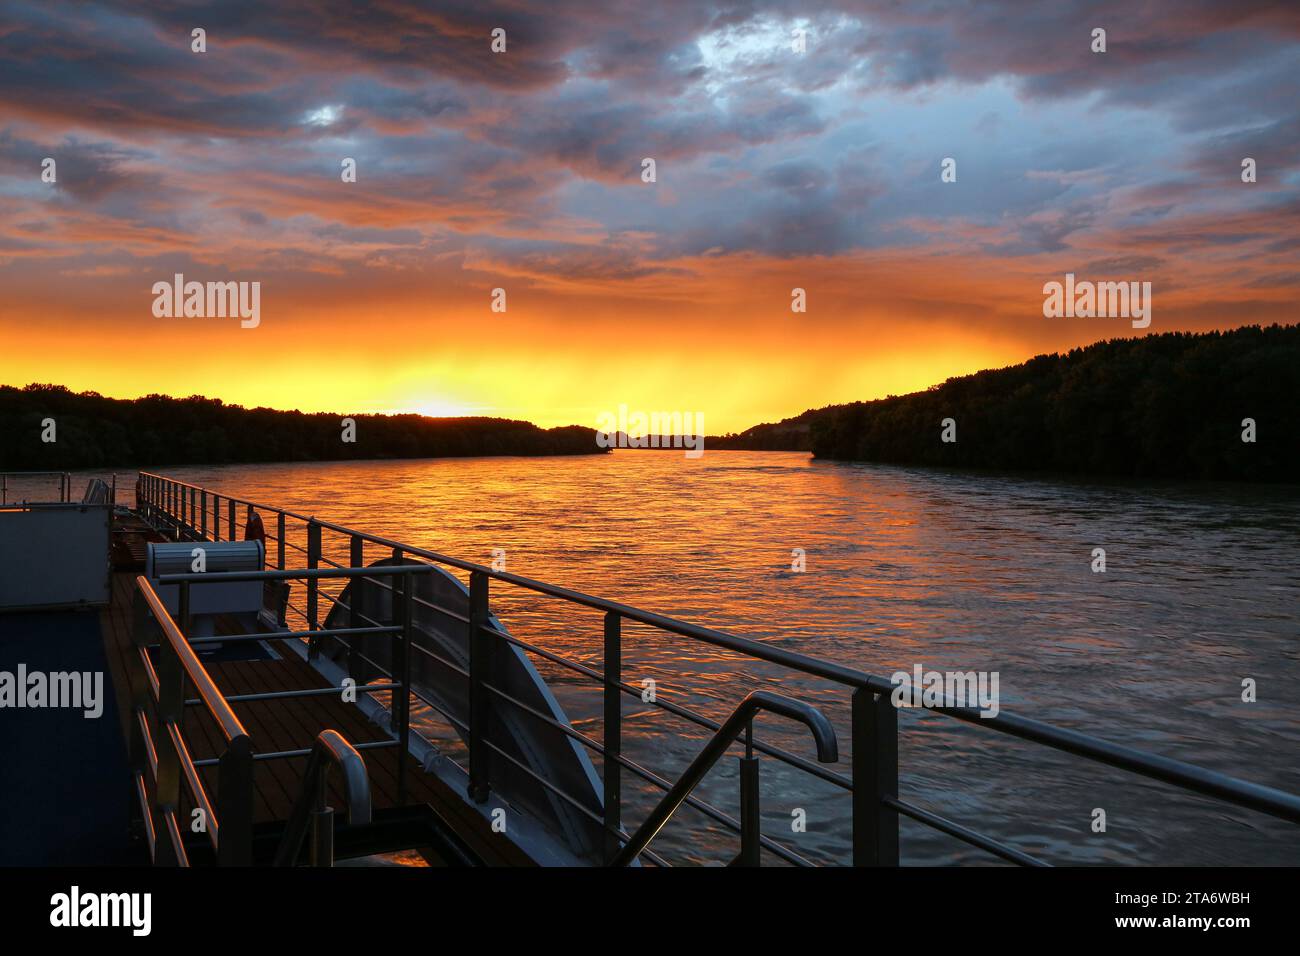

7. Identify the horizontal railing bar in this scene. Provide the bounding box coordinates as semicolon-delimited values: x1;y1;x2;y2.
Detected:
928;705;1300;825
156;566;431;584
187;625;400;646
184;684;401;707
884;796;1047;867
192;739;399;768
408;641;469;678
0;501;109;511
183;632;289;647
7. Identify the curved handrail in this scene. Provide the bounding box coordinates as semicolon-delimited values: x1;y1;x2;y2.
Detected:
273;729;373;867
610;691;838;866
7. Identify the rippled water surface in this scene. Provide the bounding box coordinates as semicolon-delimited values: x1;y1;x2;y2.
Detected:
140;451;1299;865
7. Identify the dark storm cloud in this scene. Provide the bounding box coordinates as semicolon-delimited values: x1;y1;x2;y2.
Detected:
0;0;1296;282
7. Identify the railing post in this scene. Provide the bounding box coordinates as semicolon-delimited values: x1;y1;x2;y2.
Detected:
227;497;235;540
306;521;321;659
852;687;899;866
200;490;207;538
388;555;403;728
603;611;622;861
347;535;363;675
217;735;254;865
310;775;333;867
277;513;286;571
467;569;491;803
736;722;761;866
180;579;192;637
213;495;221;541
394;569;414;805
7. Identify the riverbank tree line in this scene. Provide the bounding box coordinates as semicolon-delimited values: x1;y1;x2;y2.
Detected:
0;386;605;468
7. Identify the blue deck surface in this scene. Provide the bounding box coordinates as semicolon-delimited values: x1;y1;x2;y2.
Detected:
0;609;144;865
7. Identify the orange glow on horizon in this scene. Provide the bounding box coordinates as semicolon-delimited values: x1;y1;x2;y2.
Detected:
1;249;1288;435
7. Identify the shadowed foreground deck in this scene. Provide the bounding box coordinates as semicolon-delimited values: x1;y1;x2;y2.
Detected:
99;571;533;866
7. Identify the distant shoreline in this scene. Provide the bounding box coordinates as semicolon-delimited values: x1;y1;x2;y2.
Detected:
715;325;1299;483
0;385;607;471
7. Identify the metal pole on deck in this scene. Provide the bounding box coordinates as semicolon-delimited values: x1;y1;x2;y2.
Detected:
736;722;761;866
395;569;414;805
603;611;622;861
852;687;899;866
467;570;491;803
306;521;320;659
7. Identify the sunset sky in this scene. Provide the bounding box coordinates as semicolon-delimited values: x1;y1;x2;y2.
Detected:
1;1;1296;433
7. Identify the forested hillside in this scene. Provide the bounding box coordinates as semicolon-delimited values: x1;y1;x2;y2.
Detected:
810;325;1298;481
0;386;605;468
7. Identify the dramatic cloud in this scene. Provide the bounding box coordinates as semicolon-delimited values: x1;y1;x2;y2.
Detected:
0;0;1296;431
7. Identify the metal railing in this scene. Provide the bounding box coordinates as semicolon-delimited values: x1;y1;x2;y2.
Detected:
129;576;255;865
129;572;404;865
152;564;424;798
136;471;1300;867
0;470;71;505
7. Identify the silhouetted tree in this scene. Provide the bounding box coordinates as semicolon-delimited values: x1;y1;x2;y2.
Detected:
0;387;607;468
807;326;1298;482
